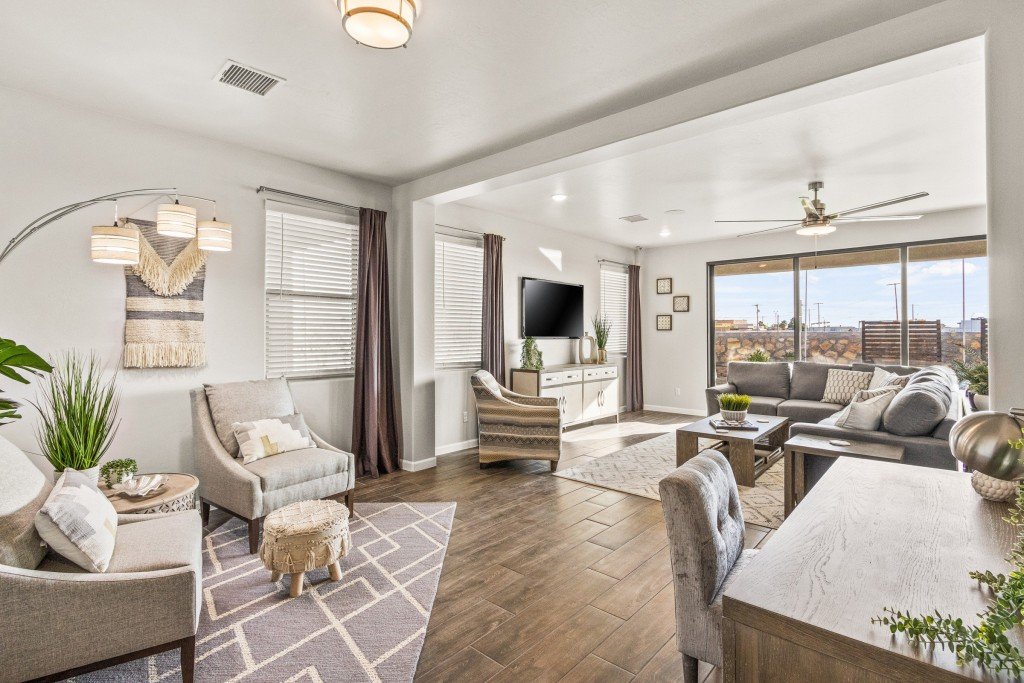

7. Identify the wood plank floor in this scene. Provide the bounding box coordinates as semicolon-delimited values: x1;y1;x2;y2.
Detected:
353;411;776;682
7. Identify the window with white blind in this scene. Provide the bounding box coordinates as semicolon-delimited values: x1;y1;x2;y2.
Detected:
435;234;484;368
600;264;629;355
265;202;359;379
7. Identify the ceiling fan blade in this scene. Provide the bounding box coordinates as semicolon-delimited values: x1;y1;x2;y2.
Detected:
737;222;804;238
714;219;803;223
800;196;821;218
830;215;923;223
831;192;929;217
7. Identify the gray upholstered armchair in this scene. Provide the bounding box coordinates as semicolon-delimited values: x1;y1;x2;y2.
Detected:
190;378;356;553
659;450;759;683
470;370;561;470
0;435;201;682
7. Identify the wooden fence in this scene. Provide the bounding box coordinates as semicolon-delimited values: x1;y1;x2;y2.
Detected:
861;320;942;364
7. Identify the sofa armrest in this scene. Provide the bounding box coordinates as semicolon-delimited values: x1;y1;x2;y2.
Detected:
190;387;262;519
0;563;199;682
705;382;737;415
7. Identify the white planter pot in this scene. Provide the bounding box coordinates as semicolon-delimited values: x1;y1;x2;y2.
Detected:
53;465;101;485
721;409;748;422
971;393;990;411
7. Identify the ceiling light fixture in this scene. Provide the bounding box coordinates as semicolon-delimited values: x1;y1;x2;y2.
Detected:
795;223;837;237
659;227;670;238
551;194;568;202
339;0;420;49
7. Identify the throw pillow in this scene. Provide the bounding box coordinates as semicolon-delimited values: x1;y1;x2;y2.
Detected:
834;387;899;431
881;373;911;390
233;413;314;464
34;469;118;572
869;367;898;390
821;369;874;405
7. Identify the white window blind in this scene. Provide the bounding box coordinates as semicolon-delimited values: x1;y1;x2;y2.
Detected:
600;264;629;355
265;202;359;379
435;234;484;367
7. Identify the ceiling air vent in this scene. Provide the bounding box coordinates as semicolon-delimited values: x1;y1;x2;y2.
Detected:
619;214;648;223
214;60;285;96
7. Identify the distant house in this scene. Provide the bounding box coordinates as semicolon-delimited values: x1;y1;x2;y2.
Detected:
715;319;753;331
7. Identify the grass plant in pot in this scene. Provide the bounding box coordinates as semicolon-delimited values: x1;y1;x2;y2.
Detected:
719;393;752;422
591;313;611;363
32;352;120;484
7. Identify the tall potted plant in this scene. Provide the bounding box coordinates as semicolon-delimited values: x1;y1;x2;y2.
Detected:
0;337;52;425
32;352;120;483
592;314;612;363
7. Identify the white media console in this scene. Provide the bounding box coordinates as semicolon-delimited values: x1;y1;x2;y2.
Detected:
509;363;620;428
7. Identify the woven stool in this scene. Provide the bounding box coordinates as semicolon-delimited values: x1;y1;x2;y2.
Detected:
259;499;351;598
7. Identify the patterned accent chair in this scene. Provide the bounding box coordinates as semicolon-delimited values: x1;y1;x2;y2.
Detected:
659;450;759;683
0;434;201;682
190;378;356;554
470;370;561;470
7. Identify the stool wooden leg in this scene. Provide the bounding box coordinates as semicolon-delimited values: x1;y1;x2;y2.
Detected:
290;572;305;598
270;571;281;582
329;562;342;581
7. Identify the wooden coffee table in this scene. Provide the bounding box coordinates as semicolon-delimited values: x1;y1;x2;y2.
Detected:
676;414;789;487
99;473;199;514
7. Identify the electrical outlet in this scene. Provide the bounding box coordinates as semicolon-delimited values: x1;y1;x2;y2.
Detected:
674;387;681;396
463;411;469;423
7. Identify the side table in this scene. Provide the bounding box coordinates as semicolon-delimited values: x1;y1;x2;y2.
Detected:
99;473;199;514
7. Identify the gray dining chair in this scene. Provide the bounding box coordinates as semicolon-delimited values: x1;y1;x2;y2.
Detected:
659;449;759;682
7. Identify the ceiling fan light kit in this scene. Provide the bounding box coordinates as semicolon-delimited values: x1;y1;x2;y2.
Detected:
339;0;420;49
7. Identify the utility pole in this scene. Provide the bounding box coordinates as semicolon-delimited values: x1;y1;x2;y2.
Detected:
887;282;900;322
753;304;761;329
814;302;824;327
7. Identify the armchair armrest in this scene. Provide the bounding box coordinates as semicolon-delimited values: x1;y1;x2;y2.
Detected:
498;386;558;408
190;387;262;519
309;429;357;494
705;382;737;416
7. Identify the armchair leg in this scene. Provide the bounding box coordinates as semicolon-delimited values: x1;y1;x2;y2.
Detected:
682;654;699;683
550;460;558;472
200;500;210;525
345;490;354;518
180;636;196;683
248;517;262;554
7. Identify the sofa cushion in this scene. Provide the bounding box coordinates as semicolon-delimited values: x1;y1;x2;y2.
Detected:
727;362;790;400
244;447;351;492
821;369;873;405
204;378;295;456
745;396;786;416
882;366;954;437
0;435;52;569
777;399;844;424
790;362;845;401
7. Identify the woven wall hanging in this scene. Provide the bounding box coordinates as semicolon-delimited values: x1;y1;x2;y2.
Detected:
122;220;208;368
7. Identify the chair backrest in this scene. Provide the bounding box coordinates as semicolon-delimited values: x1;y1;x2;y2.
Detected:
470;370;503;401
659;450;745;607
0;434;52;569
200;378;296;456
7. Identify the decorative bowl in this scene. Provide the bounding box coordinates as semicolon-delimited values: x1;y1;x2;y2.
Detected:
113;474;166;497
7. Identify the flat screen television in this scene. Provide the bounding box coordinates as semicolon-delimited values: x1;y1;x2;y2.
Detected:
521;277;584;338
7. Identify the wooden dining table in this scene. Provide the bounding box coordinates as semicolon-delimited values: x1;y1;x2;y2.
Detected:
722;457;1021;682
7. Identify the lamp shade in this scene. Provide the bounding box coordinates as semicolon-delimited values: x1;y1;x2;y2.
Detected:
339;0;419;49
91;225;140;264
198;220;232;252
156;202;197;238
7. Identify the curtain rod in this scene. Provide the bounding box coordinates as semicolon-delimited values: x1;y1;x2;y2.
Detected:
435;223;505;241
598;258;632;268
257;186;360;212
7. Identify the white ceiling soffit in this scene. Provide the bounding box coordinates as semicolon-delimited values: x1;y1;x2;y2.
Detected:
0;0;942;185
453;52;985;248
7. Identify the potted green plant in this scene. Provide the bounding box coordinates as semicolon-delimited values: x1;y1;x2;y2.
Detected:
748;348;771;362
718;393;752;422
950;359;989;411
32;352;121;484
0;337;52;426
100;458;138;487
591;314;612;363
520;337;544;370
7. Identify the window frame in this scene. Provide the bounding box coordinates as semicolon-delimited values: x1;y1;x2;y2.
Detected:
706;234;987;385
434;231;485;370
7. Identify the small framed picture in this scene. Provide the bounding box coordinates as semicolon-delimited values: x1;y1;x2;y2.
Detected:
656;314;673;331
656;277;673;294
673;295;690;312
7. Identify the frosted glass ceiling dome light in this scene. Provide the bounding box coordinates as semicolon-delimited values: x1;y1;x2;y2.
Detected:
91;225;140;265
156;200;197;238
795;222;837;237
340;0;420;49
551;194;568;202
198;219;233;252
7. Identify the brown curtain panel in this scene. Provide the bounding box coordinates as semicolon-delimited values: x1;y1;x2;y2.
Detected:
352;208;402;477
626;264;644;411
481;234;507;386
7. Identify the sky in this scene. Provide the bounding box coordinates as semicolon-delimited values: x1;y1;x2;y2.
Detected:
714;256;988;328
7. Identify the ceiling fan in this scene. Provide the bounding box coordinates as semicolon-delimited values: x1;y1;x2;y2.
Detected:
716;181;929;237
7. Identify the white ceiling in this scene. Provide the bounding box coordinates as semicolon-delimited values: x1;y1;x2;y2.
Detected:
0;0;940;185
454;58;986;247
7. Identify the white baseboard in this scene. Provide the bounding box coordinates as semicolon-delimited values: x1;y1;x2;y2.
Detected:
643;404;707;417
435;438;478;457
400;457;437;472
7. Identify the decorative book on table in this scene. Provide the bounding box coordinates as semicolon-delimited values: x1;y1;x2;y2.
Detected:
709;419;760;431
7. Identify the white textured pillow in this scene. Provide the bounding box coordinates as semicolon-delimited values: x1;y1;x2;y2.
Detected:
821;369;874;405
232;413;314;464
35;469;118;572
834;387;899;431
869;367;897;389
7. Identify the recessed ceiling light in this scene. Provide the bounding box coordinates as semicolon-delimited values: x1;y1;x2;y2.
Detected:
551;194;568;202
659;227;670;238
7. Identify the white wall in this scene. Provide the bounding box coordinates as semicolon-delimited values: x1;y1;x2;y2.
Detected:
432;203;634;454
0;86;392;475
639;206;986;413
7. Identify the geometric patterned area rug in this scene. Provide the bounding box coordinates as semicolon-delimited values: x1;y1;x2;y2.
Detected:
78;502;456;683
555;432;784;528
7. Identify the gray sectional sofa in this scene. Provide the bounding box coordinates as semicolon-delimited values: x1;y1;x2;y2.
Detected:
706;361;960;470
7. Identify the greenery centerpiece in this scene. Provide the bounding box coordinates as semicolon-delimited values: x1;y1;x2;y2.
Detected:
0;337;52;426
591;314;612;363
100;458;138;487
520;337;544;371
951;359;989;411
718;393;751;422
873;482;1024;675
748;348;771;363
32;352;121;482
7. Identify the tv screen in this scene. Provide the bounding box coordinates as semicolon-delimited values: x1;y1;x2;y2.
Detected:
521;278;584;338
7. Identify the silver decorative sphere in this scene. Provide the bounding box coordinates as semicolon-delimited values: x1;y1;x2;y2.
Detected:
949;411;1024;481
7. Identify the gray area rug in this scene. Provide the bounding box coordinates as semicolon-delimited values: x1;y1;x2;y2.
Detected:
78;502;456;682
555;432;784;529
